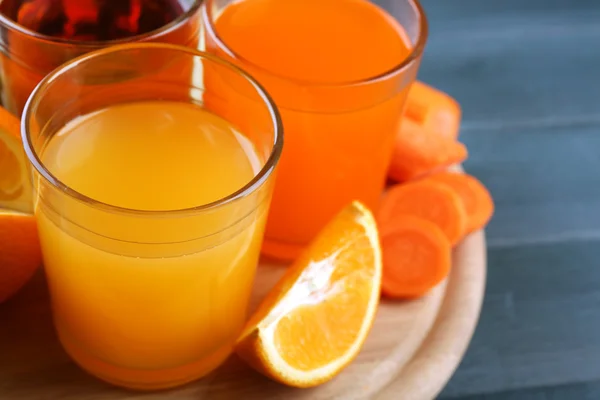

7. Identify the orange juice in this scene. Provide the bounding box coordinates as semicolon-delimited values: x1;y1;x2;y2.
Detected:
205;0;425;260
35;100;269;389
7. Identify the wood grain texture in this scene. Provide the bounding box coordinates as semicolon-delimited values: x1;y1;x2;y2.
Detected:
376;232;486;400
440;240;600;399
444;381;600;400
461;125;600;248
0;230;486;399
420;0;600;397
419;0;600;128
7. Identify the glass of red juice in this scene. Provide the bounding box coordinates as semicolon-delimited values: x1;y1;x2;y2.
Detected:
0;0;202;116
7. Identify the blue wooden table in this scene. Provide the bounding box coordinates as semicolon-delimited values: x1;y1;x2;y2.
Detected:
417;0;600;398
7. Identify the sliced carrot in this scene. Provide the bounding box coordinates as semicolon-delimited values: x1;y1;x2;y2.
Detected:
388;118;468;182
404;81;462;140
378;180;467;246
425;171;494;234
379;214;451;299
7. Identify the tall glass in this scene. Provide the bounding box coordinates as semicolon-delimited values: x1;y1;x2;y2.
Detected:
21;43;283;390
203;0;428;261
0;0;202;116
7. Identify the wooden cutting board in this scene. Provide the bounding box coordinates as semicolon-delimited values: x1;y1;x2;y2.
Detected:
0;231;486;400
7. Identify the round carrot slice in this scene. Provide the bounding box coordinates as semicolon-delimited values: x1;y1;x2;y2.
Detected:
427;171;494;234
378;180;467;246
379;214;451;299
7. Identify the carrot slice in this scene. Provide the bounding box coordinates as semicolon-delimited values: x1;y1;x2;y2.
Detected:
388;118;468;182
379;214;451;299
426;171;494;234
404;81;462;140
378;180;467;246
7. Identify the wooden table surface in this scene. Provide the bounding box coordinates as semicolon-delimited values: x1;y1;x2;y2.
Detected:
419;0;600;399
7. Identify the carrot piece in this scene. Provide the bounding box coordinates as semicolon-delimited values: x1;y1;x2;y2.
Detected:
425;171;494;234
379;214;451;299
388;118;468;182
404;81;462;140
378;180;467;246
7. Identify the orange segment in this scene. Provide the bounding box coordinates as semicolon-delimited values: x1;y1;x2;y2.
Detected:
235;201;382;388
0;106;33;214
0;211;42;303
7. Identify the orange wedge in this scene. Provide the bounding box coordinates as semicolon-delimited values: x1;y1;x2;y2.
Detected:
235;201;382;388
0;106;40;303
0;211;42;303
0;105;33;214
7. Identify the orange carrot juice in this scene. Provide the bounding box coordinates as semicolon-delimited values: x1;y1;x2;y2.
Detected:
204;0;427;260
34;101;269;389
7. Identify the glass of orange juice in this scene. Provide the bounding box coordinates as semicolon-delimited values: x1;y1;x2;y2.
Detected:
203;0;428;261
0;0;203;116
21;43;283;390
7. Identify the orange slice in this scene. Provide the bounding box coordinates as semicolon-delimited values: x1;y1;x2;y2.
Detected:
0;106;33;214
0;211;42;303
0;106;40;303
235;201;382;388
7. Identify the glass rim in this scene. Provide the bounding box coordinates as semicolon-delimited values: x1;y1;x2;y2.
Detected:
202;0;429;88
21;42;284;218
0;0;203;48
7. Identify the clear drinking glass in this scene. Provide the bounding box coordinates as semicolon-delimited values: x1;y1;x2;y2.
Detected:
21;43;283;390
0;0;203;116
203;0;428;261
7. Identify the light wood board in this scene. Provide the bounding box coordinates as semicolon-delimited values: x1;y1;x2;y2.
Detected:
0;231;486;400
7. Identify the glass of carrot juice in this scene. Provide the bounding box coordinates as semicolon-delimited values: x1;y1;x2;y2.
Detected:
0;0;203;116
21;43;283;390
203;0;428;261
